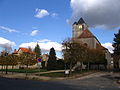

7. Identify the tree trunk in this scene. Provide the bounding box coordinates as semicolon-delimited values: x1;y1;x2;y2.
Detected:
69;61;72;76
5;65;8;74
12;65;14;74
87;62;90;70
98;64;99;70
80;62;83;72
1;65;3;74
25;65;28;79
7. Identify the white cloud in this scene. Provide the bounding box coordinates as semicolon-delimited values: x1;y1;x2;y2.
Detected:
0;37;16;50
32;27;38;29
51;13;58;17
102;42;114;53
35;8;49;18
70;0;120;28
30;30;39;36
37;39;51;43
66;19;70;24
0;26;18;32
19;39;62;52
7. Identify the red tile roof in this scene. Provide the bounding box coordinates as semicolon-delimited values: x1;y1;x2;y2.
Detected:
19;48;29;53
12;47;35;54
79;29;95;38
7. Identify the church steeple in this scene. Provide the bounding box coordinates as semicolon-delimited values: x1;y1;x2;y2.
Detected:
78;17;85;24
72;17;88;38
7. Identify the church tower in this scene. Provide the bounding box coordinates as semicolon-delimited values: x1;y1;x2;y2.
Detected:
72;18;88;38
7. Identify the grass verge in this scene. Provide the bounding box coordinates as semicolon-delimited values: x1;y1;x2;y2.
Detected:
39;72;65;77
0;69;47;73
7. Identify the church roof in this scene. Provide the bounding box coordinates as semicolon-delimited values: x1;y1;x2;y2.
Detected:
73;17;86;25
79;29;95;38
73;22;78;25
96;43;107;50
78;17;85;24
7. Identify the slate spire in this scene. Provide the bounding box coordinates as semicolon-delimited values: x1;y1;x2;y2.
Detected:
78;17;85;24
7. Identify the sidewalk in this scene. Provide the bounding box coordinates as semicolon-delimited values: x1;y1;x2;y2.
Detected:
32;70;65;75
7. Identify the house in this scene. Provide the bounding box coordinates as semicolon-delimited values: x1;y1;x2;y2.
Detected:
12;47;35;55
72;18;113;70
41;54;49;68
12;47;37;69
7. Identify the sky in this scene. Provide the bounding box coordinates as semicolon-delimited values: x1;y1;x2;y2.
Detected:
0;0;120;58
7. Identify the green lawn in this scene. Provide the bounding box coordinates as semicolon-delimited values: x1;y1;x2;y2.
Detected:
39;72;65;77
0;69;47;73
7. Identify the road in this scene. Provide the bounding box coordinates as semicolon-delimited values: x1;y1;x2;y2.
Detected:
0;72;120;90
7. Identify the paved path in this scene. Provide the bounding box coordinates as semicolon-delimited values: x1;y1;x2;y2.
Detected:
33;70;65;74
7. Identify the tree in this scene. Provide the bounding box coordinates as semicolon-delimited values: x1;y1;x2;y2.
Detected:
18;53;37;77
34;43;41;59
62;38;88;74
7;55;18;71
88;49;106;70
113;29;120;70
47;47;57;70
19;53;37;68
57;59;65;70
1;49;9;74
1;54;18;74
0;55;5;74
62;38;106;72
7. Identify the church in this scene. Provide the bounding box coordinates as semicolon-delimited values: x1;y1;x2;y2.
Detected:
72;18;113;70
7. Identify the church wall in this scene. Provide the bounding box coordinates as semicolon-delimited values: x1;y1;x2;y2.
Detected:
79;38;96;49
72;24;83;38
93;38;100;48
105;50;113;69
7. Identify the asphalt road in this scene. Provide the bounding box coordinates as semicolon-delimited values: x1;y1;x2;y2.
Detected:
0;74;120;90
61;74;120;90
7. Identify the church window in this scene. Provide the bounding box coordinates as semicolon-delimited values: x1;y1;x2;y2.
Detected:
84;43;88;47
79;25;82;30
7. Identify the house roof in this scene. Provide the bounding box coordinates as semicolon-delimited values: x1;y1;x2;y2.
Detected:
19;48;30;53
79;29;95;38
12;47;35;54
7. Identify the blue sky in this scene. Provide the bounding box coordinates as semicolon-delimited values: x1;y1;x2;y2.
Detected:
0;0;119;57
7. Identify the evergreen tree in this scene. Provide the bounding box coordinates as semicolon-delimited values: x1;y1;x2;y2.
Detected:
113;29;120;70
49;47;56;61
47;47;57;70
34;43;41;58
